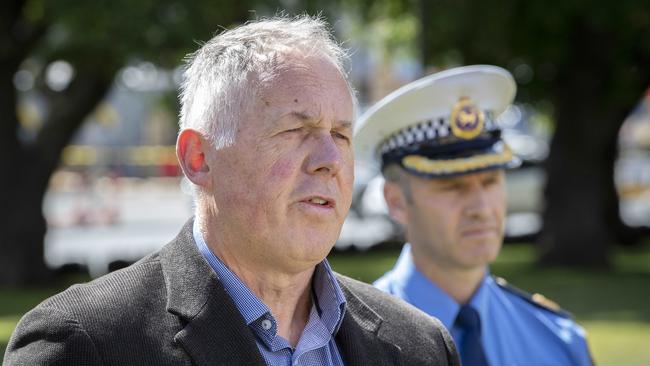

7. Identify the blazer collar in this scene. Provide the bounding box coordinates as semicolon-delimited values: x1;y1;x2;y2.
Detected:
336;276;404;366
159;219;402;366
159;219;266;366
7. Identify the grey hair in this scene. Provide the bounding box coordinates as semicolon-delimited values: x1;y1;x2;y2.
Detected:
179;14;356;149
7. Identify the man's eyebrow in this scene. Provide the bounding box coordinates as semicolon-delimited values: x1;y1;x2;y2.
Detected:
290;111;314;121
436;176;462;185
336;121;353;130
288;112;353;129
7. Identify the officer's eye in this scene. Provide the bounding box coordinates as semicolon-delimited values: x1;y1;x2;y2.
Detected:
482;175;501;187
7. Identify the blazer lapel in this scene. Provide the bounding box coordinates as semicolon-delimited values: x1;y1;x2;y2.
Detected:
159;219;266;366
336;279;403;366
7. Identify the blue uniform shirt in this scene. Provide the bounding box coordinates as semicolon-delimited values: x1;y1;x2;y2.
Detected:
193;220;346;366
374;244;592;366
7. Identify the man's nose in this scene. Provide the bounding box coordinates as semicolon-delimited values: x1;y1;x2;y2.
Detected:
464;186;491;218
305;133;343;176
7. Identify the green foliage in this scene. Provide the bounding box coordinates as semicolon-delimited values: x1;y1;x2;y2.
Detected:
341;0;413;20
341;0;650;267
344;0;650;106
329;249;401;283
347;13;418;62
20;0;287;78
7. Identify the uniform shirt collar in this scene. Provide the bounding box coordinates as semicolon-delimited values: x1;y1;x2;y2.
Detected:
389;243;491;328
192;218;347;336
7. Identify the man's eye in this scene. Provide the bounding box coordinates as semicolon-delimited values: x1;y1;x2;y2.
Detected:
483;177;500;186
332;131;350;141
441;184;462;192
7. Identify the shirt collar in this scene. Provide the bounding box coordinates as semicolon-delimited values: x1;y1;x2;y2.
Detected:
312;259;347;335
389;243;491;328
192;218;346;335
193;219;268;325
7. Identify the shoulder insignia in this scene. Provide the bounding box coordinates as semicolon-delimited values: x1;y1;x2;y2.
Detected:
493;276;573;318
531;293;561;312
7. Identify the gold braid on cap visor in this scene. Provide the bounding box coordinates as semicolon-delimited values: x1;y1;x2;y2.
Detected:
401;143;514;175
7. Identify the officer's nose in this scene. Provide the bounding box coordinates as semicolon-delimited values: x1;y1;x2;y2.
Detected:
305;133;343;176
464;185;491;219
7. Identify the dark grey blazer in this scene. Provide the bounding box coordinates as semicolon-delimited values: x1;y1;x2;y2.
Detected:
4;221;459;366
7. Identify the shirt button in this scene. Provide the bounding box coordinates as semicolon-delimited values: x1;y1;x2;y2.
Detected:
261;319;272;330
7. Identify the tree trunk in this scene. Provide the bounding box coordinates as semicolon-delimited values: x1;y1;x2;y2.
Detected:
0;162;52;285
536;20;648;267
418;0;432;69
538;101;623;267
0;67;113;287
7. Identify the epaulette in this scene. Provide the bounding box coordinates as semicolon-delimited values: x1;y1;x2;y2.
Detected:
493;276;573;318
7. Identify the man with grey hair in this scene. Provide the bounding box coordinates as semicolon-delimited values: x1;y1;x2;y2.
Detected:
5;16;459;366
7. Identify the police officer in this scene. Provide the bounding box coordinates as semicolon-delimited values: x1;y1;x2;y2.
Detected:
354;65;593;366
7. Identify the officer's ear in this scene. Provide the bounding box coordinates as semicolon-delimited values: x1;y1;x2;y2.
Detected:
383;180;408;226
176;129;212;189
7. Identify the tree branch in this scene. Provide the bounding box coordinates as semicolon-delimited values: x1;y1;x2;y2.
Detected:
0;0;47;145
34;68;115;176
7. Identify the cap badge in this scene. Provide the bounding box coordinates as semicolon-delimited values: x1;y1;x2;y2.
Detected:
450;96;484;140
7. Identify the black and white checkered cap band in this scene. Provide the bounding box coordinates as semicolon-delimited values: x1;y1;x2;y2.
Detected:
379;110;497;155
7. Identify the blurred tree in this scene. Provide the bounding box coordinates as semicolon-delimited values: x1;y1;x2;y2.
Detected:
346;0;650;267
0;0;278;286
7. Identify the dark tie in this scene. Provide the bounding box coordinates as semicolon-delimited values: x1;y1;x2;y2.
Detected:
454;304;489;366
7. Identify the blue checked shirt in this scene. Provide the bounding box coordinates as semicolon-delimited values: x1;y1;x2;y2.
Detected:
193;220;347;366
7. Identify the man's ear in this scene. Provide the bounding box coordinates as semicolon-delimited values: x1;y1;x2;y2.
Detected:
383;180;408;226
176;129;212;189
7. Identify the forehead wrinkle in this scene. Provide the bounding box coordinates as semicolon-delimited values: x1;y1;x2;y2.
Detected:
289;111;352;131
258;60;352;130
263;55;344;99
335;121;353;130
291;110;326;128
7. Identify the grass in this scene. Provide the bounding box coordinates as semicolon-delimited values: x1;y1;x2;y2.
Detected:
2;244;649;365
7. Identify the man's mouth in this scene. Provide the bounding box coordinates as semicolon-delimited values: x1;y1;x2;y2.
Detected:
461;227;496;237
309;197;327;205
304;196;335;208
